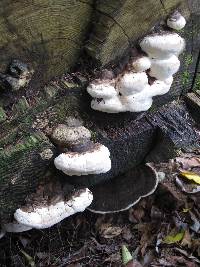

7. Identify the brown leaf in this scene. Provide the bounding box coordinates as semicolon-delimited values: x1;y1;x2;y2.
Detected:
181;229;192;248
122;227;133;241
129;206;145;223
176;156;200;170
104;252;121;263
136;224;154;256
99;223;122;239
125;260;143;267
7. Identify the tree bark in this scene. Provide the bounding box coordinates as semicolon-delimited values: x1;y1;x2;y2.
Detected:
0;0;199;222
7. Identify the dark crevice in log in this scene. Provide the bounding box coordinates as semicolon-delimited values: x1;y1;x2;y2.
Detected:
160;0;168;14
191;49;200;90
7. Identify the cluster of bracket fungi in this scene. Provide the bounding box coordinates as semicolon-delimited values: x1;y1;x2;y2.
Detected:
0;11;186;236
87;11;186;113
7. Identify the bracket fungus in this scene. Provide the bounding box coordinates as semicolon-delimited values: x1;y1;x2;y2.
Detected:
167;11;186;30
87;13;186;113
53;124;111;176
0;221;32;238
14;188;93;229
131;56;151;73
0;60;34;91
88;164;158;213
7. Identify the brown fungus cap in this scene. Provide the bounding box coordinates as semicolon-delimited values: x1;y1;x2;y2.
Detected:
51;124;91;147
88;164;158;213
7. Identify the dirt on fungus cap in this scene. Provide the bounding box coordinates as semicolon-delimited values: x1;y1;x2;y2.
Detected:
88;164;158;213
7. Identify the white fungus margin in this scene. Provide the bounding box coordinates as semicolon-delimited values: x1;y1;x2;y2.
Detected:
14;189;93;229
54;144;111;176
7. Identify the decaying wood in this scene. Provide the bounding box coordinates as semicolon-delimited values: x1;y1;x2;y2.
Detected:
0;0;199;222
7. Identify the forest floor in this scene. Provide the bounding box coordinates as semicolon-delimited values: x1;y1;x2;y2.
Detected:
0;150;200;267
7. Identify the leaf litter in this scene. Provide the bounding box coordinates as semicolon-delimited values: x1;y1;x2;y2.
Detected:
0;151;200;266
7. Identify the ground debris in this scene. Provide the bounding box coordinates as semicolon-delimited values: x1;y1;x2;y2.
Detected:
0;152;200;266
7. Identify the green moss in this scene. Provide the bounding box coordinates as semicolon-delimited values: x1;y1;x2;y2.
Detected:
184;55;193;67
194;74;200;91
13;96;30;114
0;133;45;158
0;107;6;122
91;131;98;141
182;71;190;86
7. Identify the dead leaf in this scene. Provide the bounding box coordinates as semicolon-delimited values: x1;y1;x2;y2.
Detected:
67;264;82;267
191;239;200;257
125;260;143;267
176;156;200;169
189;211;200;233
99;224;122;239
174;247;200;264
104;252;121;263
138;224;154;256
129;206;145;223
21;250;36;267
122;227;133;241
180;171;200;184
175;177;200;194
181;229;192;248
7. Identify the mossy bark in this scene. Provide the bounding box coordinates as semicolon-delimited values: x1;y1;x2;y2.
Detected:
0;0;199;222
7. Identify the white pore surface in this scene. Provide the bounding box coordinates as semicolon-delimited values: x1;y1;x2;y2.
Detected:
140;33;185;59
87;27;186;113
2;222;32;233
167;15;186;30
14;189;93;229
54;144;111;176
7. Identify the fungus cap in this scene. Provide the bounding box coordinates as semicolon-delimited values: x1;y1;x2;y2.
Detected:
88;164;158;213
14;188;93;229
117;72;148;96
140;33;185;59
120;86;153;112
167;12;186;30
149;77;173;97
51;124;91;146
87;81;117;99
149;55;180;80
132;56;151;72
54;143;111;176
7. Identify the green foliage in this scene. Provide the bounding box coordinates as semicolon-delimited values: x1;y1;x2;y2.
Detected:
121;245;133;265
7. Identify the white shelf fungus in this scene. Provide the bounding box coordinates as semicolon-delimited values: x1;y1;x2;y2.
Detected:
149;55;180;80
53;124;111;176
54;143;111;176
117;72;148;95
131;56;151;72
14;188;93;229
140;33;185;59
87;80;117;99
87;18;186;113
91;96;124;113
167;11;186;30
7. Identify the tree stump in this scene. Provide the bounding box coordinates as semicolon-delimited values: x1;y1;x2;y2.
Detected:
0;0;199;222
